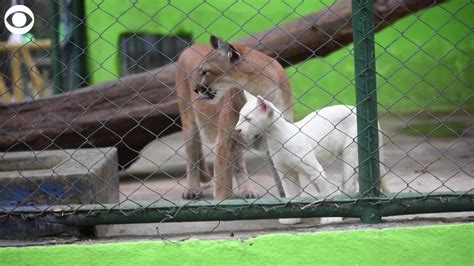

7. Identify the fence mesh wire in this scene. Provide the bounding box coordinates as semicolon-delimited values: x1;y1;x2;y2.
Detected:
0;0;472;238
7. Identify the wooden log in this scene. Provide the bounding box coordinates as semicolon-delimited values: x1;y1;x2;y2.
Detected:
0;65;178;168
0;0;443;168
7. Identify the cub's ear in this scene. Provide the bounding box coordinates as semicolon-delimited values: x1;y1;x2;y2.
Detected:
257;96;274;117
256;96;268;112
243;90;256;101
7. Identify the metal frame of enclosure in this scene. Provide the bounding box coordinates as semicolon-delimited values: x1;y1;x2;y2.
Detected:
1;0;472;232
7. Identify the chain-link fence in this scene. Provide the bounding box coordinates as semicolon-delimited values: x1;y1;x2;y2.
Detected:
0;0;473;239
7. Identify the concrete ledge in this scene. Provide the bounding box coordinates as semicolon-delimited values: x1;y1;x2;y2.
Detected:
0;148;119;239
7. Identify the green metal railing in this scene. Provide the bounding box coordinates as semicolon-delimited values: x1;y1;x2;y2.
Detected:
5;191;473;226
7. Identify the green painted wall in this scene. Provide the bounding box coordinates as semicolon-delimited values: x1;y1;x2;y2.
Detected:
1;223;473;265
84;1;473;118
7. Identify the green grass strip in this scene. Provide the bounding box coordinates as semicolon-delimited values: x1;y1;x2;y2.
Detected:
1;223;473;265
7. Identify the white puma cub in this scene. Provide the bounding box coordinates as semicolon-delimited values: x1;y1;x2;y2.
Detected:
235;92;388;224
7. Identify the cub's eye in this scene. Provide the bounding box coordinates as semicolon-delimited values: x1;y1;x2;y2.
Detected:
244;116;251;122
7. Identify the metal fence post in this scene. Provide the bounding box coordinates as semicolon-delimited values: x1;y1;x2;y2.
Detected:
68;0;88;89
352;0;381;223
49;0;62;94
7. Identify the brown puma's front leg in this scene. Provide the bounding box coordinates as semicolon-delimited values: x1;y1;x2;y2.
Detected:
233;146;259;199
213;128;235;200
213;93;258;200
179;115;204;199
177;81;212;199
182;122;213;199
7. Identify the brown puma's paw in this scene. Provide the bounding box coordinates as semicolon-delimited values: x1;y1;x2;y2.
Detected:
239;189;259;199
199;173;213;183
182;188;203;199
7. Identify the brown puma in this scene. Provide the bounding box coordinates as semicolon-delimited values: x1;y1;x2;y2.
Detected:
175;35;293;200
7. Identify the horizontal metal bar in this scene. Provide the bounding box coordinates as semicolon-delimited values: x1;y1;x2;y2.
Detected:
1;192;472;226
379;194;474;216
1;195;361;226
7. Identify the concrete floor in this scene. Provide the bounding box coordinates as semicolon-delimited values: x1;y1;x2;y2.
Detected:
94;111;474;239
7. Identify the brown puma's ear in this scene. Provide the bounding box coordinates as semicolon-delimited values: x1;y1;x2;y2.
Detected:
227;43;240;62
210;35;220;49
210;35;240;62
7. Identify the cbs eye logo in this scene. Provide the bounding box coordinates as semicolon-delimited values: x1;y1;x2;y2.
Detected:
4;5;35;35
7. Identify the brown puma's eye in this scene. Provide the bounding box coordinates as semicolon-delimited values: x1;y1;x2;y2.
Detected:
200;69;208;76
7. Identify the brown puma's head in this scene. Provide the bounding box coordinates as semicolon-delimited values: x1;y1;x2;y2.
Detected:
194;35;244;103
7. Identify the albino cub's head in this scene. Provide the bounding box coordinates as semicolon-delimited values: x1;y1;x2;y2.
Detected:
235;91;280;146
194;35;244;103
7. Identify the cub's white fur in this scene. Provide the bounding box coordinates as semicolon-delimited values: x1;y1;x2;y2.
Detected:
235;91;387;225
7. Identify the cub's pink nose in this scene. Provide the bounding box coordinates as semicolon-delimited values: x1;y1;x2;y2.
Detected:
235;128;242;133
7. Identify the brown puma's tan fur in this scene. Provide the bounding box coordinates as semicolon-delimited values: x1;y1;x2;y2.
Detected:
175;36;292;200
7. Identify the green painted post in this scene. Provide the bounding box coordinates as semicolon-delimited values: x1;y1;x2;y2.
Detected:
352;0;381;223
69;0;88;89
49;0;62;94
